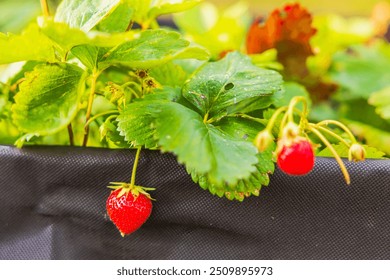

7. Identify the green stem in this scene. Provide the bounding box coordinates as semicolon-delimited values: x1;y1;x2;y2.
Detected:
308;125;350;185
40;0;50;17
67;123;74;146
84;110;119;128
265;106;289;132
287;96;308;124
203;112;209;124
130;147;142;187
234;114;268;125
314;125;351;148
83;72;99;147
316;120;357;144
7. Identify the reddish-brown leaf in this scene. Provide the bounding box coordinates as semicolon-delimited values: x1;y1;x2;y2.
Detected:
246;3;316;78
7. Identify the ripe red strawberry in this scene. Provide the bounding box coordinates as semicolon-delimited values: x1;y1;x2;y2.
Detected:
106;186;153;236
277;139;315;175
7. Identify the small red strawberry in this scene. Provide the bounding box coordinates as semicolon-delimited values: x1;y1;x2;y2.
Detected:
106;183;153;237
277;138;315;175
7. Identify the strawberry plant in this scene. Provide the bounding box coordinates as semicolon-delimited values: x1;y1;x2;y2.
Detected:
0;0;387;236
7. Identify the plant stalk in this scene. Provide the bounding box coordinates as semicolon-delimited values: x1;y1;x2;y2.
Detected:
67;123;74;146
314;125;351;148
308;125;350;185
40;0;50;17
316;120;357;144
130;147;142;187
83;72;99;147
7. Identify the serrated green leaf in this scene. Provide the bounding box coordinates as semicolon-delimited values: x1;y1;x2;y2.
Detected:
12;63;85;136
116;91;182;148
100;118;128;148
54;0;121;32
368;86;390;121
0;23;56;64
189;145;275;200
182;52;283;117
317;143;387;159
117;103;159;148
156;102;258;184
99;29;210;69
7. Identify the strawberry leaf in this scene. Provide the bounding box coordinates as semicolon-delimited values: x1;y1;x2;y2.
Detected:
12;63;85;136
156;102;258;185
99;29;210;69
0;23;57;64
116;100;161;149
189;144;275;201
116;90;184;148
182;51;282;117
54;0;121;32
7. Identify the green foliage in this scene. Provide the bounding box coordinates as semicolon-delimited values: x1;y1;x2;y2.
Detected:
116;53;281;198
99;29;210;68
0;24;57;64
173;2;251;58
317;143;387;159
369;87;390;121
183;52;282;118
329;42;390;100
12;63;85;136
54;0;121;32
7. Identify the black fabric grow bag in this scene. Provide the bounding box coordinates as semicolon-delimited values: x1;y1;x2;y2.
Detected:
0;145;389;260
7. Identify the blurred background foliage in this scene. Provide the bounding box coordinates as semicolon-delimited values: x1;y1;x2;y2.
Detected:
1;0;388;33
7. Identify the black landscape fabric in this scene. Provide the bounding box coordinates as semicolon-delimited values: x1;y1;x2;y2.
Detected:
0;145;389;260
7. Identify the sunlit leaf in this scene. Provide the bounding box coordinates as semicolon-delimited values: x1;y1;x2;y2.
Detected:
54;0;121;32
0;23;57;64
182;52;282;117
12;63;85;136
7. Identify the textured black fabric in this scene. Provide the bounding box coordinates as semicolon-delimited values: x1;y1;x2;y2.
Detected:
0;145;389;260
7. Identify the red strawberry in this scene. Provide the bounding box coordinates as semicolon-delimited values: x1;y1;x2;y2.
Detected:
106;185;153;236
277;138;314;175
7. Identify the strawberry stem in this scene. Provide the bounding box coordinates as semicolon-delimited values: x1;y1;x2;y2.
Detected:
84;110;119;128
130;147;142;187
83;71;100;147
308;125;351;185
265;106;289;133
313;125;351;148
40;0;50;17
286;96;308;126
316;120;357;144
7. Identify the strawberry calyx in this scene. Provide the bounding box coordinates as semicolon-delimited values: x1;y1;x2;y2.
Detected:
108;182;155;201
